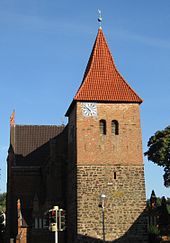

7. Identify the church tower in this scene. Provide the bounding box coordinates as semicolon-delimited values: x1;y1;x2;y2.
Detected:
66;28;146;243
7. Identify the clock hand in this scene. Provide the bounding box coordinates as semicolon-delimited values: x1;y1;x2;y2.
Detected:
87;107;91;112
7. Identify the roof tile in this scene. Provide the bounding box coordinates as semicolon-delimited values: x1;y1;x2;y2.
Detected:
74;28;142;103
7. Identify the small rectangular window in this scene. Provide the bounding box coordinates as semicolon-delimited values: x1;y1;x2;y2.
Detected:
35;218;38;229
112;120;119;135
100;119;106;135
39;218;42;229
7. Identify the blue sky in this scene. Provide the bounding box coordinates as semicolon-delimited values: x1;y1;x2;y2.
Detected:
0;0;170;198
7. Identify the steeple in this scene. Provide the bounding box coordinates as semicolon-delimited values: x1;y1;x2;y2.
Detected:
66;25;146;243
74;28;142;103
65;28;142;117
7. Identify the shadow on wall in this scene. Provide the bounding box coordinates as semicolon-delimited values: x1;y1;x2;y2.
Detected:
6;126;68;243
76;209;148;243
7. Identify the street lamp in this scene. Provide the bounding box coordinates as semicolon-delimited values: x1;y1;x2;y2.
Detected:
99;193;106;243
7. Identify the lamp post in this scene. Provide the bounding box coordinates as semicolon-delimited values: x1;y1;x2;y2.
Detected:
100;193;106;243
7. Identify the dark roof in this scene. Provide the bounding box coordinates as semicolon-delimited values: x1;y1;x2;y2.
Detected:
10;125;65;166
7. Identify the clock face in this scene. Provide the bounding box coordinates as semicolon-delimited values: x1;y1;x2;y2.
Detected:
81;103;97;117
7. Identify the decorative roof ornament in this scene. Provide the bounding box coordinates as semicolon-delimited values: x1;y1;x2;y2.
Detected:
10;110;15;127
98;9;102;29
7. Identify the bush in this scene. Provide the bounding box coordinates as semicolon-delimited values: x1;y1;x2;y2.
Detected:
148;225;160;243
148;225;160;236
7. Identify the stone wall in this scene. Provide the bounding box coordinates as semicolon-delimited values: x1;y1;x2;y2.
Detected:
67;102;147;243
76;165;147;243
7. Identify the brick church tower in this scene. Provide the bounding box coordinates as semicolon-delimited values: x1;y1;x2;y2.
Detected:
66;27;147;242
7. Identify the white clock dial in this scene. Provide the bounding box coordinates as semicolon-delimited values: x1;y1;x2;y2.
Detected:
81;103;97;117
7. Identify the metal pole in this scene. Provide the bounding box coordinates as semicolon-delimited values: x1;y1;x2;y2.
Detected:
55;229;58;243
102;206;105;243
100;193;106;243
53;206;59;243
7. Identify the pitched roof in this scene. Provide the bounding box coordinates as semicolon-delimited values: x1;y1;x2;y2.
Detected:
10;125;65;166
74;28;142;103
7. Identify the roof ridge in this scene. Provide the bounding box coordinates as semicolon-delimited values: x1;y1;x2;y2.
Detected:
74;29;102;99
112;60;143;102
74;33;98;97
99;30;142;102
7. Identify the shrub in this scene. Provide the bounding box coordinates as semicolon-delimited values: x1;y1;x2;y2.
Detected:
148;225;160;236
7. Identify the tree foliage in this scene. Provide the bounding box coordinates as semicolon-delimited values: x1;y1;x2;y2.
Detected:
145;126;170;187
0;193;6;213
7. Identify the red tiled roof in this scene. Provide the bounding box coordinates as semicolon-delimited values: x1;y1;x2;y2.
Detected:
74;28;142;103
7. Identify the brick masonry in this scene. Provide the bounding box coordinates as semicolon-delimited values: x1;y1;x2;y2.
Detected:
67;102;147;243
76;103;143;165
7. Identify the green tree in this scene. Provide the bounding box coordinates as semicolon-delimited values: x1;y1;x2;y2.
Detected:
0;193;6;213
145;125;170;187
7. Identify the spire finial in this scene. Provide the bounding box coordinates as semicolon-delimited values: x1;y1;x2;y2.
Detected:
10;110;15;127
98;9;102;29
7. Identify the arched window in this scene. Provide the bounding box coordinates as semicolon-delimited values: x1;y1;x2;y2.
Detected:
100;119;106;135
112;120;119;135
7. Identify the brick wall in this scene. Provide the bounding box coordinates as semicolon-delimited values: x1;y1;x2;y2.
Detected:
76;102;143;165
67;102;147;242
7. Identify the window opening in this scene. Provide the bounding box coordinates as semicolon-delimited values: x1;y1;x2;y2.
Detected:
112;120;119;135
35;218;38;229
39;218;42;229
100;119;106;135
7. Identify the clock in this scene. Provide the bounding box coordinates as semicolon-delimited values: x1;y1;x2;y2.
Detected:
81;102;97;117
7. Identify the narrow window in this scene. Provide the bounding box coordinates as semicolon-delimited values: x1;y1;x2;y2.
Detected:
39;218;42;229
114;172;117;179
43;218;47;228
35;218;38;229
112;120;119;135
100;119;106;135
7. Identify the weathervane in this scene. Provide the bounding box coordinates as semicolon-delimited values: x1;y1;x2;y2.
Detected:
98;9;102;28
